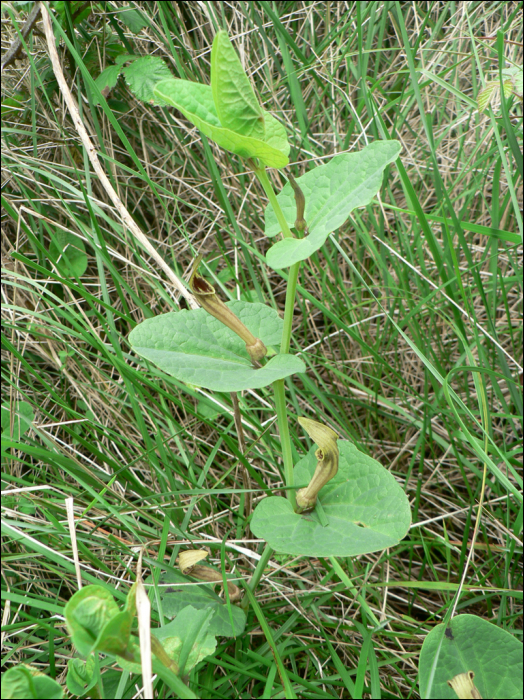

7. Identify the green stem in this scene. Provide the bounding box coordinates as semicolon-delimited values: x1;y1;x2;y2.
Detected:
273;378;296;509
281;262;300;354
253;165;300;508
253;166;294;239
250;167;375;640
273;261;299;507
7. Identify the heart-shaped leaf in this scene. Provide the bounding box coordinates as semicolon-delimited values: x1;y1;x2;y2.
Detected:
261;110;289;158
153;79;289;168
264;140;402;268
2;665;64;700
119;8;148;34
129;300;305;392
48;230;87;277
155;571;246;638
155;606;216;676
419;614;523;699
251;440;411;556
211;31;265;140
118;605;218;676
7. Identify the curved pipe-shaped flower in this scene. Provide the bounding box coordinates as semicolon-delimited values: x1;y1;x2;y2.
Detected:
295;417;339;514
179;549;241;603
189;257;267;364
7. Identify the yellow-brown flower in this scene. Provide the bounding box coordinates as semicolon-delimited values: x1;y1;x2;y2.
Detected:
295;417;339;513
189;257;267;364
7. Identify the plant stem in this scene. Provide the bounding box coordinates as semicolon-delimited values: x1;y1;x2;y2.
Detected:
253;165;301;508
274;259;300;510
273;378;296;509
255;166;380;637
253;166;294;240
281;262;300;354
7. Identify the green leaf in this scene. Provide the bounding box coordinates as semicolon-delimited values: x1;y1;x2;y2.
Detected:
211;31;265;140
155;570;246;637
1;665;64;700
477;82;497;112
251;440;411;556
119;605;217;676
53;1;91;25
153;79;289;168
115;54;138;66
129;300;305;391
419;614;523;699
1;401;34;441
118;8;148;34
66;657;96;697
502;65;523;97
94;65;121;98
264;141;402;268
96;609;134;657
197;397;230;420
64;585;120;657
117;639;195;698
158;606;216;676
122;56;173;105
263;112;290;159
1;91;29;118
48;230;87;277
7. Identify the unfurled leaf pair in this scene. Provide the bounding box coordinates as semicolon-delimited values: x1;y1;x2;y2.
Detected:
153;31;289;167
477;66;523;113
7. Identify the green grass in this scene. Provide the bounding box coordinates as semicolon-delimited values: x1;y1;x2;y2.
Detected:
1;1;522;698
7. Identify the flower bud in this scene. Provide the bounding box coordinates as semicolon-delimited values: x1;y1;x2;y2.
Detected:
295;417;339;514
189;257;267;364
288;172;307;234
